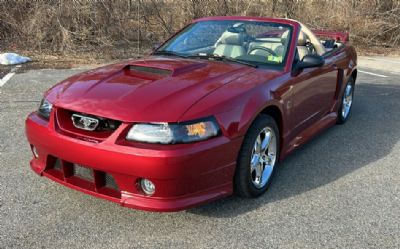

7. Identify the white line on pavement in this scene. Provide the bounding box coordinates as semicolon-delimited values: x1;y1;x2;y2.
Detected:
358;70;388;78
364;57;400;64
0;72;16;87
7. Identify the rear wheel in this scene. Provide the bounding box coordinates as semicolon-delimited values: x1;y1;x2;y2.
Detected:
234;115;280;198
337;77;355;124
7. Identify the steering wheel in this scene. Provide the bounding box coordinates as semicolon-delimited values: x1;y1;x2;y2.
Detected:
248;46;277;57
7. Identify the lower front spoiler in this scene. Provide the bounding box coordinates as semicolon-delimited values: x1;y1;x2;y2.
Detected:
31;160;232;212
120;186;231;212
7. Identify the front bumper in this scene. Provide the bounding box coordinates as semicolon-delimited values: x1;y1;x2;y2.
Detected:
25;113;242;212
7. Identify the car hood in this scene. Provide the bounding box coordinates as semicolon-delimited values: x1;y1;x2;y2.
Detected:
49;56;256;122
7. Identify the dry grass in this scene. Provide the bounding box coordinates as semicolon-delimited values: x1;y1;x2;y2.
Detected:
0;0;399;63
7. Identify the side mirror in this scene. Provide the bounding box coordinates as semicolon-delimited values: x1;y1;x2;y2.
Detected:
296;54;325;70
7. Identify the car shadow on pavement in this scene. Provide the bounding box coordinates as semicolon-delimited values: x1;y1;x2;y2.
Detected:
189;82;400;217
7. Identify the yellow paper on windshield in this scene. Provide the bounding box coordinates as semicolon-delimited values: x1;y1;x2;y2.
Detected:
267;55;283;63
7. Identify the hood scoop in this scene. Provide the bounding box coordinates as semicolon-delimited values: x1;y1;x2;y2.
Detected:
126;61;207;78
128;65;172;76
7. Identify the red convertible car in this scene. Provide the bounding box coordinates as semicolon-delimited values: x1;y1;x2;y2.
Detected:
25;16;357;212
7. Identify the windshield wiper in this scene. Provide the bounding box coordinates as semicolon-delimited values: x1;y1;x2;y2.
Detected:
187;53;258;68
153;51;258;68
153;50;188;58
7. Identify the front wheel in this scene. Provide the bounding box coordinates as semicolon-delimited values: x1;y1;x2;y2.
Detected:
234;115;280;198
337;77;355;124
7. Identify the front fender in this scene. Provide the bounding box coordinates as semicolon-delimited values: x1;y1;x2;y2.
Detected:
180;79;286;140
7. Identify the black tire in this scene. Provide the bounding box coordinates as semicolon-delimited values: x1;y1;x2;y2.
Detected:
234;114;280;198
337;77;355;124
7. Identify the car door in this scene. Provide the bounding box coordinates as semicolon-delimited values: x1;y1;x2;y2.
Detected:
290;50;338;135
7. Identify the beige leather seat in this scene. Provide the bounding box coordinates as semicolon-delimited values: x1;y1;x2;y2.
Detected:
274;30;290;56
214;31;246;58
299;23;326;56
297;31;310;61
247;39;281;56
247;30;290;57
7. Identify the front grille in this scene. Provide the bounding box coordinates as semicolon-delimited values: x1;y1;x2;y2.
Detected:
54;159;62;171
55;108;122;142
71;113;121;132
73;164;93;181
45;156;120;199
105;173;119;190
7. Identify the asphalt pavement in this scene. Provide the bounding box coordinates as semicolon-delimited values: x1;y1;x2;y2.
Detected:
0;57;399;248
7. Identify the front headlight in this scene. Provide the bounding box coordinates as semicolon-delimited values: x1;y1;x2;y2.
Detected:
126;117;220;144
38;98;53;119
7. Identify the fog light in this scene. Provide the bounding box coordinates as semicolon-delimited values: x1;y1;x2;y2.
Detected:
140;178;155;195
31;145;39;158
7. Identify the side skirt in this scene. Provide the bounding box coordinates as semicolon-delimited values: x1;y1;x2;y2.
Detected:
280;112;337;160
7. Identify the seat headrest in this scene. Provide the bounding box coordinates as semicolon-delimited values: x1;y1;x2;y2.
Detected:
297;31;307;46
218;32;244;46
281;30;290;45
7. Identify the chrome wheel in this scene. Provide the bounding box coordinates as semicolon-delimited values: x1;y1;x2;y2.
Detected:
342;83;353;119
250;127;277;189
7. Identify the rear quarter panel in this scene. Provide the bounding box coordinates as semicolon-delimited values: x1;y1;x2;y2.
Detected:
325;45;357;112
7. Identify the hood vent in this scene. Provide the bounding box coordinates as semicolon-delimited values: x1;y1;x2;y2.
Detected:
127;61;207;77
128;65;172;76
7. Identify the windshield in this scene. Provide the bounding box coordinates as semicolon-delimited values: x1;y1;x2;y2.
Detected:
156;20;292;68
